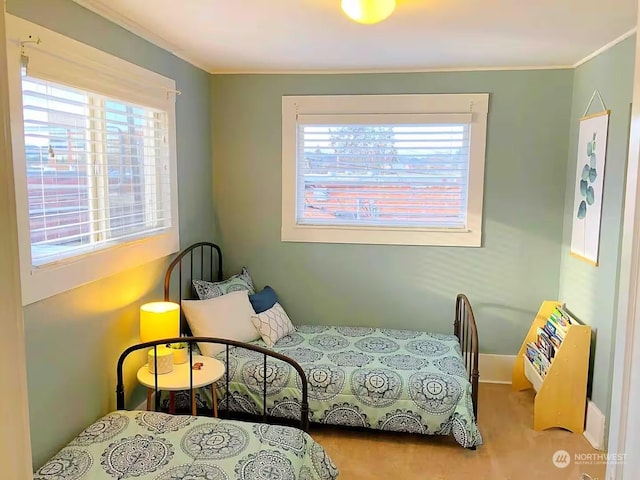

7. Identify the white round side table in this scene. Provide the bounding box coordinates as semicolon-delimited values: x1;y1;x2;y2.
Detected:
137;354;225;416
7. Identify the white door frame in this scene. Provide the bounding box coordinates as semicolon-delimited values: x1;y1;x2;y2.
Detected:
607;2;640;478
0;6;33;478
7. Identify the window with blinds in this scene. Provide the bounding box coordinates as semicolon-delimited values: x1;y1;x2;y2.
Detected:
22;76;172;266
297;116;471;230
7;14;179;305
282;94;489;246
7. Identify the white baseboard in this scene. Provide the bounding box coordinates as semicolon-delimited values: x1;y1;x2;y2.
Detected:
584;400;607;450
479;354;516;384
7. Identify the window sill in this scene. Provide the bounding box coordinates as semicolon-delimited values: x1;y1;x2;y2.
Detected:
20;230;179;305
281;224;481;247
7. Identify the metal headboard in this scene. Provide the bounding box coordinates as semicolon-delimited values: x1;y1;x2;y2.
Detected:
116;337;310;432
454;294;480;420
164;242;223;334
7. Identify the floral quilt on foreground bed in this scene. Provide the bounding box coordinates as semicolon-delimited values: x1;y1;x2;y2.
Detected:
35;410;338;479
215;326;482;448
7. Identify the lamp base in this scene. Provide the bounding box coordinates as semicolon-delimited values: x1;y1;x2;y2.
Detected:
148;346;174;374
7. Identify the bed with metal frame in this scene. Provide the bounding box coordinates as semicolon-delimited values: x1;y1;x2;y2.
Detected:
164;242;481;448
34;337;338;479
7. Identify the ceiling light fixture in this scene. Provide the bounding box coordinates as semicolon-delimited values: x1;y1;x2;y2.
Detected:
341;0;396;25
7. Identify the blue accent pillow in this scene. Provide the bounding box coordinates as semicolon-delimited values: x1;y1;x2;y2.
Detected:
249;286;278;314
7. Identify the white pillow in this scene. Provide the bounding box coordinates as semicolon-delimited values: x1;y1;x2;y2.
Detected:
182;290;260;356
251;302;295;347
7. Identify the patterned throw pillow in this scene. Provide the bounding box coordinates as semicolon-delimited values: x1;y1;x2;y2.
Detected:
193;267;255;300
251;303;295;347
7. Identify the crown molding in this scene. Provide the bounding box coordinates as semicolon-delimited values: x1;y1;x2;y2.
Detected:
71;0;211;72
573;27;637;68
209;65;574;75
72;0;634;75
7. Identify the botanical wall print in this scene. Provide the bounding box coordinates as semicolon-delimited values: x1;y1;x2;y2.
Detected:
570;110;610;266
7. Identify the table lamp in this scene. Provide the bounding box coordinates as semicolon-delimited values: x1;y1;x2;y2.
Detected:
140;301;180;374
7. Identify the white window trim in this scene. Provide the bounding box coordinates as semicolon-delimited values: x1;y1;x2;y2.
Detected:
282;93;489;247
0;10;33;477
5;14;180;305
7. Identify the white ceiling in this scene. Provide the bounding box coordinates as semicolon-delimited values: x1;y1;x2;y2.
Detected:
73;0;637;73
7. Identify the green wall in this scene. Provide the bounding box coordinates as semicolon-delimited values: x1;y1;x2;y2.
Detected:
558;36;636;421
6;0;214;468
211;70;573;354
8;0;633;468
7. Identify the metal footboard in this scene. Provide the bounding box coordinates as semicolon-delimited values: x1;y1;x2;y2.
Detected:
454;294;479;420
116;336;310;432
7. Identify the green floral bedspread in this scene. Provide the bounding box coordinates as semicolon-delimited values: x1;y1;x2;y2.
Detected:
34;410;338;479
212;326;482;448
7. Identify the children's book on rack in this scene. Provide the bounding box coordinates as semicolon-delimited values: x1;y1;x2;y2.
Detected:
524;305;579;378
525;342;550;376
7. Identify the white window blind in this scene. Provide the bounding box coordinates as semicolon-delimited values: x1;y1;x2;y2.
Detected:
282;94;489;247
296;113;472;229
6;14;180;304
22;76;172;266
21;35;173;111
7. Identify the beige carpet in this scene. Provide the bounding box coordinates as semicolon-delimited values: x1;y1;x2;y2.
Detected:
311;384;606;480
